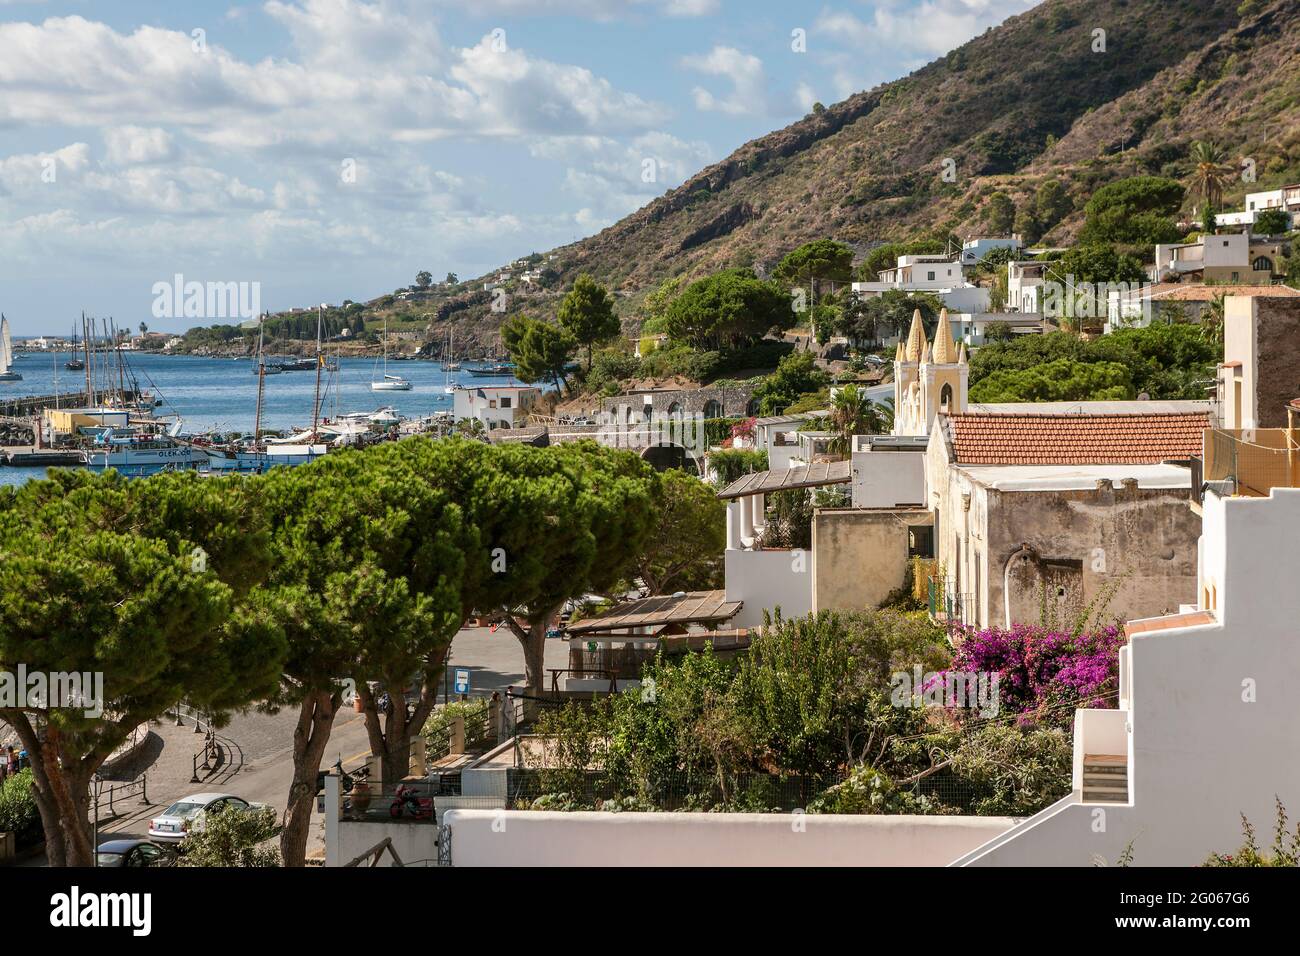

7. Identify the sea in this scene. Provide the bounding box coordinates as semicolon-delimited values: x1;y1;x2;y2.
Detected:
0;350;523;487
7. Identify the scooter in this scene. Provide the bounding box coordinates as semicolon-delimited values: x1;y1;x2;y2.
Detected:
389;784;433;820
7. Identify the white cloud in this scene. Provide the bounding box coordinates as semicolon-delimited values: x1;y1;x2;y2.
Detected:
815;1;1040;59
530;130;711;227
0;2;715;326
681;45;767;116
0;12;667;147
423;0;718;19
103;126;176;166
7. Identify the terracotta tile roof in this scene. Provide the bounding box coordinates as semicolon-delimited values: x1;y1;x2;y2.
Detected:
945;412;1209;465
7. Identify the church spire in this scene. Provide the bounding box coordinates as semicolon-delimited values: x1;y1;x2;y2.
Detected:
931;308;958;364
904;309;926;362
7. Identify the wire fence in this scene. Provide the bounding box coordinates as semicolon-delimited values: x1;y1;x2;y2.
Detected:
488;767;1061;816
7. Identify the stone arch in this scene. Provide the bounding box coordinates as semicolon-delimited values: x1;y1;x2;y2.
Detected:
1252;256;1273;273
703;399;723;420
640;443;687;472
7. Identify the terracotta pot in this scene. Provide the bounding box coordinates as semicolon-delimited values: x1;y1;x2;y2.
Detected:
350;781;372;813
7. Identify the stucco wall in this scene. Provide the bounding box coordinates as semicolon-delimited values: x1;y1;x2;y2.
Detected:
724;547;812;628
812;508;931;612
983;480;1199;629
599;384;756;420
443;809;1015;866
851;449;926;508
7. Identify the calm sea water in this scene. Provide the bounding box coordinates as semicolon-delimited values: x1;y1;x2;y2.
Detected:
0;350;523;486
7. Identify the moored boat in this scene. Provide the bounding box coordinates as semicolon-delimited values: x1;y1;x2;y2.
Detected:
86;428;210;477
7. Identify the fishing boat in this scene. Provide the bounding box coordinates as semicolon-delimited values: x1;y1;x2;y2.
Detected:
0;315;21;382
276;357;316;372
465;362;514;377
371;318;412;391
86;425;210;477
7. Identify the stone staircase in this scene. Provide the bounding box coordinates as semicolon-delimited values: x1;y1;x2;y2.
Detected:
1082;754;1129;803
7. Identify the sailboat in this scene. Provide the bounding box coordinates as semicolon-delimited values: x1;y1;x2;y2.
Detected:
65;322;85;371
441;326;461;372
442;327;456;394
371;318;412;391
0;315;22;382
204;313;325;473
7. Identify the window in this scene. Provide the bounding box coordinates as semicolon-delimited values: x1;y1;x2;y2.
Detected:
703;399;723;419
927;271;936;281
1252;257;1273;272
500;397;512;409
908;525;934;558
940;383;954;409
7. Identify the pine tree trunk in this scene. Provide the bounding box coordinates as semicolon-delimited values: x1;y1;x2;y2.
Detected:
281;689;338;868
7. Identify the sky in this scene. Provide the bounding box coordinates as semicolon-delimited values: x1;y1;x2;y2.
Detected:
0;0;1041;335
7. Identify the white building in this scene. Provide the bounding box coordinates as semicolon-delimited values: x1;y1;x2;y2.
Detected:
1006;259;1049;315
1151;232;1283;284
452;386;540;430
853;255;991;315
1214;183;1300;230
960;235;1023;266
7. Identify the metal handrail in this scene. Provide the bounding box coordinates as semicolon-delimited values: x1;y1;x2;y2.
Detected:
92;776;149;817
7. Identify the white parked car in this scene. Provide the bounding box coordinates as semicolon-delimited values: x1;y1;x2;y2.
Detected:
147;792;269;843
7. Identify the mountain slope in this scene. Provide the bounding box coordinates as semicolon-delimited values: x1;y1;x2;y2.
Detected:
384;0;1300;352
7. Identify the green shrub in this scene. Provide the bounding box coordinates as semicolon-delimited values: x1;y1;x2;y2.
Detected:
709;449;768;487
173;803;281;868
0;769;42;849
1205;798;1300;866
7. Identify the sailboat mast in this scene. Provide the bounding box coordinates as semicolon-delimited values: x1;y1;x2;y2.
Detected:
253;314;266;450
83;313;92;405
113;319;127;405
311;305;324;439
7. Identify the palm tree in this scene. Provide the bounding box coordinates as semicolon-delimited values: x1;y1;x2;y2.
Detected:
1188;141;1237;221
1201;293;1226;350
827;384;886;457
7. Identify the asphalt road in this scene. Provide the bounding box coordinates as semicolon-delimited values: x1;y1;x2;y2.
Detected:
28;626;569;864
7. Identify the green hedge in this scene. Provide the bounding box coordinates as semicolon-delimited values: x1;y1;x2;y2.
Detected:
0;769;42;849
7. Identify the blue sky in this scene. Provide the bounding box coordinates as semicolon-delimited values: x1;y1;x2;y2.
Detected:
0;0;1039;334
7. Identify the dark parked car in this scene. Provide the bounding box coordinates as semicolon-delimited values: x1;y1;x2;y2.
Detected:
96;839;175;868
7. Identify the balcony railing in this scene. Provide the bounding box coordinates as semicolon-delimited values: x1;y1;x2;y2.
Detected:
1203;428;1300;498
927;578;976;628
